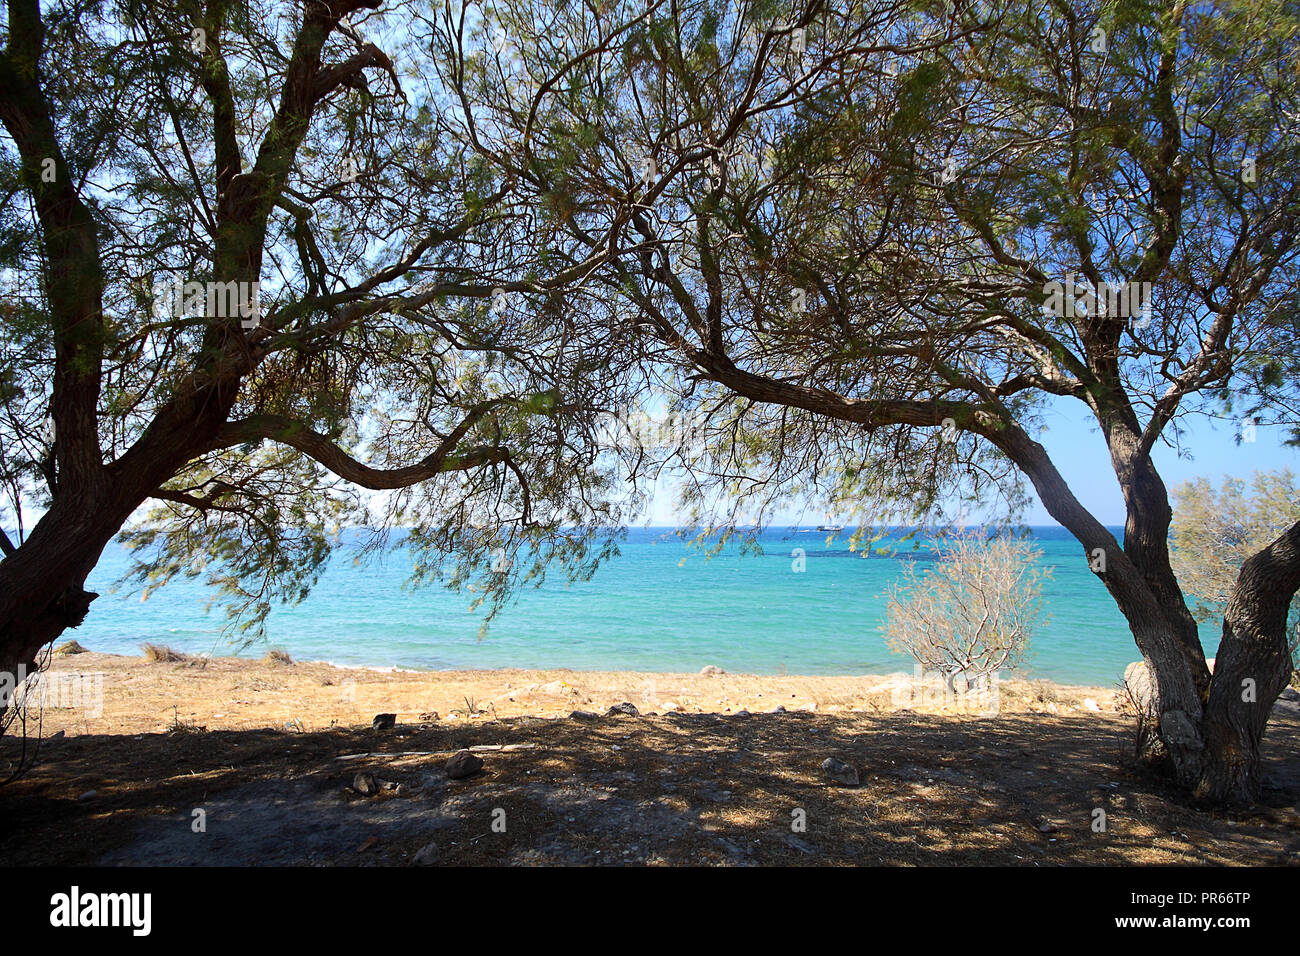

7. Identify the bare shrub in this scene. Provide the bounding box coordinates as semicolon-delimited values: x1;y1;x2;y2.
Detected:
884;533;1048;688
263;648;293;665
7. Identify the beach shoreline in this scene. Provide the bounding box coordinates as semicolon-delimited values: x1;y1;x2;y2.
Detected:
27;648;1122;736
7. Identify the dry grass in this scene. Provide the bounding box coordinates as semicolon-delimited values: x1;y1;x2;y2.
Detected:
263;648;294;666
140;643;192;663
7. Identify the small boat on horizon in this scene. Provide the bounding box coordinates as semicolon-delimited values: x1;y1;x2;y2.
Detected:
816;512;843;532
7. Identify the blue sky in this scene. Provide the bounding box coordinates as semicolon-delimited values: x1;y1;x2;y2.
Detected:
1028;400;1296;525
645;398;1299;527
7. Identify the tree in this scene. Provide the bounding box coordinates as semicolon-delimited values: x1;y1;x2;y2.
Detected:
1171;470;1300;645
884;532;1047;687
0;0;639;705
479;0;1300;803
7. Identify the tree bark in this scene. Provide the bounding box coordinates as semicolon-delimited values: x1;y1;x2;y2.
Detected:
0;499;119;709
1192;520;1300;804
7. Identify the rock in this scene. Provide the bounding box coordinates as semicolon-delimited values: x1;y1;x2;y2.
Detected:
1037;821;1060;834
700;665;726;676
771;705;787;713
77;789;97;801
419;711;439;721
1123;661;1158;713
785;835;815;854
412;840;441;865
734;709;751;718
353;772;379;795
372;713;396;730
606;702;640;717
660;701;681;713
446;749;484;780
568;709;600;721
821;757;860;787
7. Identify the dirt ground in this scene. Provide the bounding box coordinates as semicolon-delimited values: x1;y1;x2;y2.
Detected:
2;651;1298;866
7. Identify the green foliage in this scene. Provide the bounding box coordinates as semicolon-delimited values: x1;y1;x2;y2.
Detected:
1171;471;1300;631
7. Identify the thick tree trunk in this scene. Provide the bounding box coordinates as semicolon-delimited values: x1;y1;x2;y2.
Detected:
1190;520;1300;804
989;421;1213;782
0;497;129;715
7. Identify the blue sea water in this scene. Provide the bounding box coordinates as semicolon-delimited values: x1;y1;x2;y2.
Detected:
73;525;1220;685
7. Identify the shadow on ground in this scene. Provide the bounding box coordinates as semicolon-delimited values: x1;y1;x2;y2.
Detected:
3;707;1298;865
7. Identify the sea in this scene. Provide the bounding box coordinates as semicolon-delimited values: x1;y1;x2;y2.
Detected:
70;525;1220;686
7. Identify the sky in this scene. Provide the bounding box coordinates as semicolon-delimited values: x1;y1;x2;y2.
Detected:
644;397;1299;528
1028;399;1296;526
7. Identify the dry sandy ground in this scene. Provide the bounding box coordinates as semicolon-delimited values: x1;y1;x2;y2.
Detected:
1;649;1298;866
13;650;1121;733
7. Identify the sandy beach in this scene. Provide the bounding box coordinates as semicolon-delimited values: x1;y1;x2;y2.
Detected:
24;647;1121;735
3;646;1297;867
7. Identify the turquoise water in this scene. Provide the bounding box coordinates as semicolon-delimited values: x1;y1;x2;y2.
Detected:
74;526;1220;685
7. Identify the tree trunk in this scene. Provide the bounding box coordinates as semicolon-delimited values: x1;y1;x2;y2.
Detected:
0;498;124;716
1190;520;1300;804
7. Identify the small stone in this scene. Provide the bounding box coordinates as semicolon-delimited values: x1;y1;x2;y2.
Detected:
77;789;97;801
606;702;640;717
772;705;787;713
372;713;396;730
734;710;751;718
353;772;379;795
660;701;681;713
821;757;860;786
700;665;726;676
1037;821;1060;834
446;749;484;780
569;709;600;721
412;840;441;865
785;835;815;854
